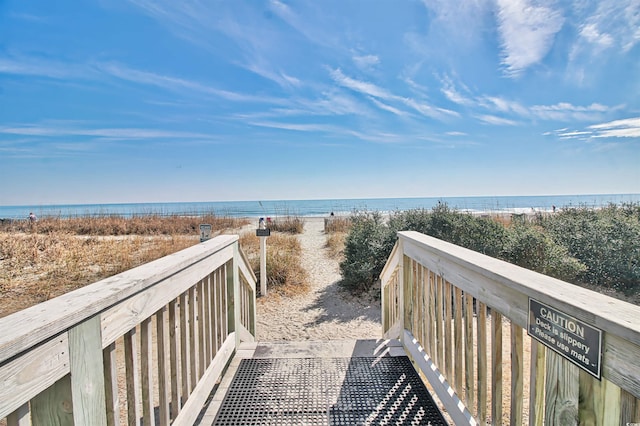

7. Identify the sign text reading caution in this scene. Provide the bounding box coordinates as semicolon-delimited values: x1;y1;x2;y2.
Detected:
528;298;602;379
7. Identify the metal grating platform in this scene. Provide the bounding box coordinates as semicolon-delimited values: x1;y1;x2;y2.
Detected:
213;356;447;425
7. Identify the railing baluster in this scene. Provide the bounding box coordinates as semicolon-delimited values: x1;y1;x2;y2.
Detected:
157;306;170;425
464;292;475;412
103;342;120;426
179;291;191;399
492;310;503;425
529;341;546;426
454;287;464;394
124;328;141;426
477;301;488;423
436;275;444;369
140;317;155;426
189;286;198;390
197;279;206;379
444;280;453;381
510;322;523;425
168;299;180;419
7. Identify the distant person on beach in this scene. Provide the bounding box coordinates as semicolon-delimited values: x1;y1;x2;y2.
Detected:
552;205;556;213
28;212;37;223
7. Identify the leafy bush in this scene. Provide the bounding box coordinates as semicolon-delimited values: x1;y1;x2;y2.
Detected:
388;204;508;258
501;223;586;282
339;203;639;299
339;213;395;293
540;204;640;294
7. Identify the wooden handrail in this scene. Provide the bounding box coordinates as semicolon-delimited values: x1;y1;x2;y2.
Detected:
0;234;257;425
381;230;640;425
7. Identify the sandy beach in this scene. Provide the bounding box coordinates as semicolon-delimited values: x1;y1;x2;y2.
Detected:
255;217;382;341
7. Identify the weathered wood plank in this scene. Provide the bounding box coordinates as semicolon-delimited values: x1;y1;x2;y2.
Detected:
168;299;180;419
454;286;464;394
204;274;212;362
179;292;191;399
491;310;503;425
103;342;120;426
68;315;107;426
510;322;523;426
124;328;141;426
545;353;579;426
140;317;155;426
30;375;73;426
529;342;545;426
620;390;637;425
197;279;206;379
6;403;30;426
477;301;488;423
464;292;475;412
0;333;69;419
428;270;437;359
156;306;170;426
189;285;198;389
444;280;453;380
601;378;621;425
436;275;444;369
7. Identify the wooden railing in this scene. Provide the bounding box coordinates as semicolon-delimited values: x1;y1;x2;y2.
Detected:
0;234;256;426
381;231;640;425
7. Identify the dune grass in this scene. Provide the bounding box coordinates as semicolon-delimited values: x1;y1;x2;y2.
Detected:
0;214;250;318
239;232;309;297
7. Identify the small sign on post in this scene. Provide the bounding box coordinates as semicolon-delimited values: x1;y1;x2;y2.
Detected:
199;224;212;242
528;298;603;378
256;218;269;296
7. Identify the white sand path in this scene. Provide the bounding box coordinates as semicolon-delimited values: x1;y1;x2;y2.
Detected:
256;217;381;341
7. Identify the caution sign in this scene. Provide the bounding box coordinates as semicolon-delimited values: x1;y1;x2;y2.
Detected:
528;298;602;379
199;224;212;242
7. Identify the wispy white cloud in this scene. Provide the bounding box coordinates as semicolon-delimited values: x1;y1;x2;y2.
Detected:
475;114;518;126
0;55;89;80
330;68;457;120
330;68;393;100
368;97;406;116
248;121;336;133
353;54;380;71
552;116;640;140
574;0;640;54
530;102;611;121
495;0;564;77
588;117;640;138
0;123;212;140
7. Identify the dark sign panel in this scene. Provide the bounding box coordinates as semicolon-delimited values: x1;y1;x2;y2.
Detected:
528;298;602;379
256;228;271;237
199;224;212;242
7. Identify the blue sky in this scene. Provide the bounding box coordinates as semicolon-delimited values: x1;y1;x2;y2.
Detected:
1;0;639;205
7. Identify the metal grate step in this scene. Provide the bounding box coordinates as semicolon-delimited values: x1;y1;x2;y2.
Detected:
214;356;447;425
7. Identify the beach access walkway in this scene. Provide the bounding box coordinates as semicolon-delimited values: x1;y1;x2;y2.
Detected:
1;220;640;425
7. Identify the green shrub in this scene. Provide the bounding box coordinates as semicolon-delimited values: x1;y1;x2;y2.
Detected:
502;224;586;282
339;212;395;293
540;204;640;293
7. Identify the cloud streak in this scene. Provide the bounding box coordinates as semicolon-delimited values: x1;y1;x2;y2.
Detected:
495;0;564;77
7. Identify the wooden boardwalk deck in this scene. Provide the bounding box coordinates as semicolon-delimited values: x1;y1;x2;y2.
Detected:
197;339;448;425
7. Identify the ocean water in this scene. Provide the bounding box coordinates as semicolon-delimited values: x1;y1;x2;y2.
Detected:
1;194;639;220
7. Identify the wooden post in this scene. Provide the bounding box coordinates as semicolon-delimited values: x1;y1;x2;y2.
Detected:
69;315;107;426
260;235;267;296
